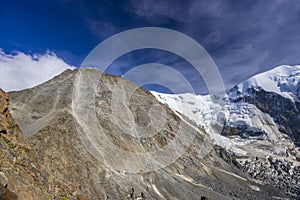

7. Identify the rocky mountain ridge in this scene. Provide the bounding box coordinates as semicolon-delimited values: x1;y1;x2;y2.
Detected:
0;68;292;199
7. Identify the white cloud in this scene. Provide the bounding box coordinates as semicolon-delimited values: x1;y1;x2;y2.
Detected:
0;49;75;92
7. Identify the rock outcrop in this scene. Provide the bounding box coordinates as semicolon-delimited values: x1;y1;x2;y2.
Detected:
0;69;293;199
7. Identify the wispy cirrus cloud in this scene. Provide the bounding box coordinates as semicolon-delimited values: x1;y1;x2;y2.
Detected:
125;0;223;23
125;0;300;90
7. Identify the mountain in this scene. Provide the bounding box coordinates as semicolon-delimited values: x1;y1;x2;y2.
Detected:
152;65;300;197
0;68;292;199
228;65;300;145
229;65;300;101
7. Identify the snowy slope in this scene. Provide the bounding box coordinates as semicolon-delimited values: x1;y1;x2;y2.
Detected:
151;91;249;155
151;91;286;155
151;65;300;157
228;65;300;101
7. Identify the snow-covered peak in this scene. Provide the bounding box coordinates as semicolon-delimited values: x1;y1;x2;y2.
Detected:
151;65;300;157
230;65;300;101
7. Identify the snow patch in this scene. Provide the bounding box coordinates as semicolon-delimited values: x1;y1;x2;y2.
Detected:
230;65;300;101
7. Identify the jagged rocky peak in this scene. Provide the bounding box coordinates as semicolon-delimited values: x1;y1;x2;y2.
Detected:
0;68;292;199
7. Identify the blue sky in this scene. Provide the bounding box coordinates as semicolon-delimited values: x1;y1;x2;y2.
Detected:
1;0;300;94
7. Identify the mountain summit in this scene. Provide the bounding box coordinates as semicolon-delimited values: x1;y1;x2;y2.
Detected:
229;65;300;101
0;67;299;199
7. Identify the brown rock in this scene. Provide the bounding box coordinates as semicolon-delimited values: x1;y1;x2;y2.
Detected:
17;190;45;200
78;194;89;200
0;89;8;114
0;183;17;200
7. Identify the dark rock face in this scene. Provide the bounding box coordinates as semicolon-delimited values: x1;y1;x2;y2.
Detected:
200;197;212;200
214;146;242;169
221;125;266;140
230;87;300;145
0;69;292;199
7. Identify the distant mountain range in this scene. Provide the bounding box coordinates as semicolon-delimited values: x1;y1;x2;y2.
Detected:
0;66;299;199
